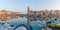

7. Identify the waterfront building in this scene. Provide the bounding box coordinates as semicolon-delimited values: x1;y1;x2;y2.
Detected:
43;9;49;16
1;10;7;20
6;11;12;20
27;6;44;21
27;6;43;15
27;6;60;21
0;11;2;19
0;10;21;21
15;12;20;18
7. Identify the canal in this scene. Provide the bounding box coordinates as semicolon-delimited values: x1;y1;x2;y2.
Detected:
6;17;51;30
0;17;60;30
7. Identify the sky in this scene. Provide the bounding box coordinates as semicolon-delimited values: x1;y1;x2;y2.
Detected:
0;0;60;14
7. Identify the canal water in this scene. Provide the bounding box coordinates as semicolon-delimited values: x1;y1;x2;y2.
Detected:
15;26;27;30
6;17;51;30
0;17;60;30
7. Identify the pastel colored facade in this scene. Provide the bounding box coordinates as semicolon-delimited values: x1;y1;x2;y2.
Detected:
0;10;21;21
15;12;20;18
0;11;2;19
1;10;7;15
27;6;43;15
27;6;60;21
43;10;49;17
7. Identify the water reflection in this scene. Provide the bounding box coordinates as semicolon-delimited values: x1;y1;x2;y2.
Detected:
15;26;27;30
0;17;52;30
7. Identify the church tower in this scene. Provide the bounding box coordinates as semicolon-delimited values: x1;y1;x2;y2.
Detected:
27;6;30;13
28;6;30;10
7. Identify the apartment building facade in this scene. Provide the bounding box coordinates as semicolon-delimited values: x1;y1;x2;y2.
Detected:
0;10;20;21
27;6;60;21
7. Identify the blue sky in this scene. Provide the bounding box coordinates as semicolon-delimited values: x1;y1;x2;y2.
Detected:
0;0;60;14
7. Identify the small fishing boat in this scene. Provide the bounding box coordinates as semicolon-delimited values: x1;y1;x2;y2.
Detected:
47;19;60;28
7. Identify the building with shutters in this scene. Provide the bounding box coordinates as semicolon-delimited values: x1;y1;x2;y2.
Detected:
0;10;21;21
